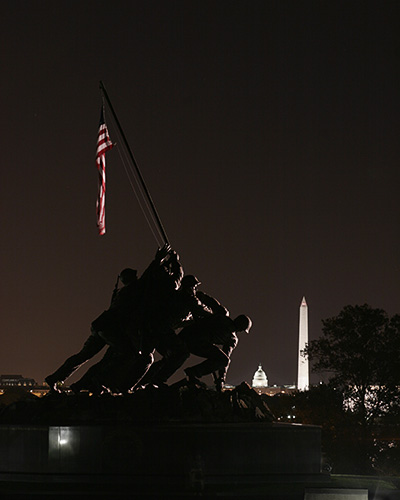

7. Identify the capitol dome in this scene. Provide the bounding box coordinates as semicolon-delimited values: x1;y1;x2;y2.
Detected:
252;364;268;388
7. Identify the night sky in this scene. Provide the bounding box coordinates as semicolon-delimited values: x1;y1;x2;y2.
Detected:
1;1;400;387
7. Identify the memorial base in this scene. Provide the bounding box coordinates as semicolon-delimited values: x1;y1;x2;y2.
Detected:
0;422;326;497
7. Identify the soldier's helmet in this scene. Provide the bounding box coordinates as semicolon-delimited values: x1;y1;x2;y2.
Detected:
119;268;138;285
234;315;252;334
180;275;201;289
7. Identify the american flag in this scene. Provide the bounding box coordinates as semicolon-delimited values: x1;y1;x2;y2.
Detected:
96;107;114;235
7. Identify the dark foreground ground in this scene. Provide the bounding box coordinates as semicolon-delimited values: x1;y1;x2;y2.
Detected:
1;384;400;499
1;475;400;500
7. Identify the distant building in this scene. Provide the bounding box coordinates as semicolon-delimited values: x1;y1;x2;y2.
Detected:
0;375;51;397
0;374;36;388
251;365;296;396
252;364;268;389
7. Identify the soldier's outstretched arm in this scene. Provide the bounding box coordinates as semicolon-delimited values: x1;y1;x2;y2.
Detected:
197;291;229;316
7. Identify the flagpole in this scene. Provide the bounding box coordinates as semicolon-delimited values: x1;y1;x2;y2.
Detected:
99;80;170;246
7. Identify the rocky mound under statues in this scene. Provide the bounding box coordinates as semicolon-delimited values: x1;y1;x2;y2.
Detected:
0;382;275;425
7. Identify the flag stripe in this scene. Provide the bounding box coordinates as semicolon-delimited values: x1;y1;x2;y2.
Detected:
96;109;113;235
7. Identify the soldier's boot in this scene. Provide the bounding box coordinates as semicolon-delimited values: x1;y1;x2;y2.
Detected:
214;377;225;393
45;375;62;393
184;368;207;389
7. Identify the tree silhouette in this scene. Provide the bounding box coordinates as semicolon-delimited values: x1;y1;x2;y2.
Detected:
304;304;400;428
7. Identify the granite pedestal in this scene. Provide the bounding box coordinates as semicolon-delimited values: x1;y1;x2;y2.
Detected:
0;422;322;493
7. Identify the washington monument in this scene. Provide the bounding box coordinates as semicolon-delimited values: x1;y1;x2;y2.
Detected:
297;296;309;391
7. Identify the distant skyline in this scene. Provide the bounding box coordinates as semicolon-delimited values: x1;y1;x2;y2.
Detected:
0;295;343;388
1;1;399;388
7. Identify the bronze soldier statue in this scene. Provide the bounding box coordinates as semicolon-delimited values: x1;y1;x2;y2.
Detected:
66;245;184;395
45;267;139;392
180;314;252;391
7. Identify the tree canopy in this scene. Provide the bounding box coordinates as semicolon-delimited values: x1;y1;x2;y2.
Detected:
304;304;400;426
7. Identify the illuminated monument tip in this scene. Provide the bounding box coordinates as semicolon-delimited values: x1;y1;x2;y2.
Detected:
297;296;309;391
